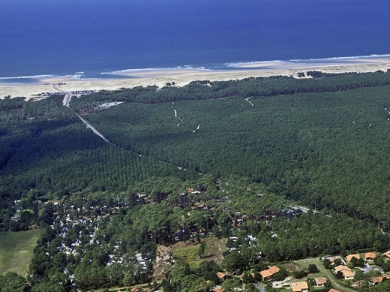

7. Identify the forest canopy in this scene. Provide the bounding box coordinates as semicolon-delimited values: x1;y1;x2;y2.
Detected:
2;72;390;227
2;70;390;290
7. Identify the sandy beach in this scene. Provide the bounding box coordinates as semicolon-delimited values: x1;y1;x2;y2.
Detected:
1;58;390;100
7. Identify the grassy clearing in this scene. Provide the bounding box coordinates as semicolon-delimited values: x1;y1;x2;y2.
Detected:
173;245;202;270
172;237;226;270
0;230;40;277
293;258;328;277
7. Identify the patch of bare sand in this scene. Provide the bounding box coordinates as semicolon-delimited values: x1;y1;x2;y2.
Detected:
153;245;174;281
2;60;390;100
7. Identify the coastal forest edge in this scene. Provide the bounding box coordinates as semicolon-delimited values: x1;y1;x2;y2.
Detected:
2;70;390;290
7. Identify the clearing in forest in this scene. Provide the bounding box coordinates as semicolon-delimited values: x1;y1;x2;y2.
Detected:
0;230;40;277
153;236;226;280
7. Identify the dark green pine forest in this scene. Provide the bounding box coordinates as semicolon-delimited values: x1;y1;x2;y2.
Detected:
71;71;390;227
2;70;390;290
3;70;390;234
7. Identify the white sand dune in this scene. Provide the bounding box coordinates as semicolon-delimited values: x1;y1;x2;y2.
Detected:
1;59;390;100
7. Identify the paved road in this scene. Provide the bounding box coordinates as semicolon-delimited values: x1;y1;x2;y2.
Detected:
322;269;355;292
51;83;110;143
76;114;110;143
62;92;72;107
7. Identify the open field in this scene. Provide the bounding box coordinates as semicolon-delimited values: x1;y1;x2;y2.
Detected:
172;237;226;270
0;230;40;277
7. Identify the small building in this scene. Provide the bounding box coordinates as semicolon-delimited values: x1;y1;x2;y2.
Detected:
131;287;146;292
328;289;342;292
342;270;355;280
365;252;377;261
334;265;351;273
216;272;230;282
334;265;355;280
290;281;309;292
327;255;341;264
314;277;328;287
382;250;390;259
351;280;363;289
372;275;390;285
260;266;280;280
346;253;361;262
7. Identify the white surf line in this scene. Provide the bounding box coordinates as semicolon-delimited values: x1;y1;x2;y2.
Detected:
245;97;254;106
192;124;200;133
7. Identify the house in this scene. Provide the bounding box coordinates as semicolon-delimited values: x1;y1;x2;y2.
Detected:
328;256;340;263
328;289;342;292
346;253;361;262
131;288;146;292
371;275;390;285
365;252;377;261
314;277;328;287
342;270;355;280
334;265;351;273
214;287;224;292
216;272;230;282
351;280;363;289
382;250;390;259
290;281;309;292
334;265;355;280
260;266;280;280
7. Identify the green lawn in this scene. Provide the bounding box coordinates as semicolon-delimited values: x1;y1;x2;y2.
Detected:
173;245;203;270
293;258;356;292
0;230;40;277
293;258;328;277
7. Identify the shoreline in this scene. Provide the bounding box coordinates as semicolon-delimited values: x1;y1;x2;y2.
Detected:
2;57;390;100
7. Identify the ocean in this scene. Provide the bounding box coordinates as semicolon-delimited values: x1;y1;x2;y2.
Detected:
1;0;390;80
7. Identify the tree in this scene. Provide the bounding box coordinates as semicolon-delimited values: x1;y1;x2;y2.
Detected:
308;264;319;273
197;260;220;282
323;259;331;269
292;269;307;279
221;251;246;274
221;278;242;291
0;272;27;292
75;262;107;292
334;258;342;266
354;269;364;280
242;272;254;284
244;283;258;292
335;271;344;279
169;261;191;290
253;272;262;282
198;242;207;259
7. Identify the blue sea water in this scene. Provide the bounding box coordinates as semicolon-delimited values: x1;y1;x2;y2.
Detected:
1;0;390;79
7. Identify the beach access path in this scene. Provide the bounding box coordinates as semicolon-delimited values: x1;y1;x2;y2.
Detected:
53;84;110;143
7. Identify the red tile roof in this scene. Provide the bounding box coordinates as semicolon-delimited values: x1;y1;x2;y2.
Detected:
290;281;308;292
260;266;280;279
346;253;361;262
314;277;328;285
365;252;377;260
